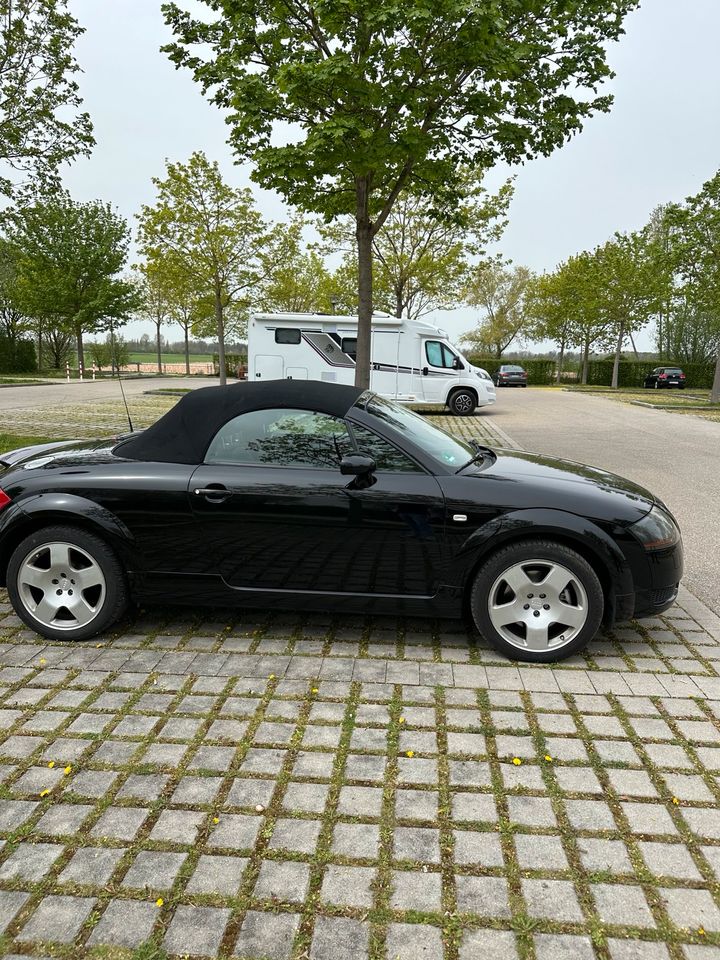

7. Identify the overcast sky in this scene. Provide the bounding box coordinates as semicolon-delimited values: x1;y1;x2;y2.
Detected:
64;0;720;350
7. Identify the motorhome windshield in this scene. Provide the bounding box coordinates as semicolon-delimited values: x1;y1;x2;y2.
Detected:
357;394;474;468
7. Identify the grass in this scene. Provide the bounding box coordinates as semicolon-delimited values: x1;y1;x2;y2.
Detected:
0;432;54;453
0;377;46;386
127;352;213;365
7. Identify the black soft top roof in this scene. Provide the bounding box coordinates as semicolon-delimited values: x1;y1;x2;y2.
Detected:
118;380;365;464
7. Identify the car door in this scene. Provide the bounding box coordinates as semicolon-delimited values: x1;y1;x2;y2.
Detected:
419;340;459;401
188;407;446;598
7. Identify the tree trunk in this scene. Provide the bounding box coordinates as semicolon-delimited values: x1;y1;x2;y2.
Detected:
355;178;373;390
611;321;624;389
214;285;226;387
184;324;190;376
581;337;590;385
556;339;565;385
711;351;720;404
75;321;84;374
156;321;163;374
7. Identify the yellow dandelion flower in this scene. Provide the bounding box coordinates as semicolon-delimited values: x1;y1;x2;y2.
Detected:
544;755;552;762
406;750;415;758
155;898;164;907
512;757;522;766
212;817;219;824
672;796;680;805
63;765;72;775
311;688;319;694
399;717;405;724
39;658;46;666
698;927;706;936
47;761;55;769
39;789;50;797
268;673;275;680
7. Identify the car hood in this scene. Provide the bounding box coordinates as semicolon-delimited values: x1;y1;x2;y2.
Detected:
461;448;656;521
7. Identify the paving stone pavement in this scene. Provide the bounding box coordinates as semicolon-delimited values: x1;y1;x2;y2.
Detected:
0;408;719;957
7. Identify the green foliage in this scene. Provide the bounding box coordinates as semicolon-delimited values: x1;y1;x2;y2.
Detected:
213;352;246;379
163;0;639;387
5;192;136;369
584;359;716;389
0;334;36;372
0;0;94;197
462;263;534;357
137;151;272;384
467;355;556;385
261;216;337;314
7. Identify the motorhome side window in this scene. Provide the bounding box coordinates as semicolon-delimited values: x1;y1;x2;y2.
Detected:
275;328;301;345
341;337;357;360
425;340;456;368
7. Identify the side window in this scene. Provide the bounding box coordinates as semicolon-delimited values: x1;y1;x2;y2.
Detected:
275;328;301;345
205;408;353;468
425;340;455;368
350;423;423;473
341;337;357;360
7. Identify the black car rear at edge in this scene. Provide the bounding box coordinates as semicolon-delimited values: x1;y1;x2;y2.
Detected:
0;381;683;663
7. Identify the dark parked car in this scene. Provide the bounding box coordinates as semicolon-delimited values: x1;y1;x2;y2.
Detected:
644;366;686;389
0;382;682;663
495;364;528;386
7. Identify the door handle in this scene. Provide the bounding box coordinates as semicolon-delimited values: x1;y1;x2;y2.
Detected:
193;485;232;502
422;367;429;376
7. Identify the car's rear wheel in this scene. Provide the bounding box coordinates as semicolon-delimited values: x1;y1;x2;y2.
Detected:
448;390;477;416
470;540;604;663
7;525;128;642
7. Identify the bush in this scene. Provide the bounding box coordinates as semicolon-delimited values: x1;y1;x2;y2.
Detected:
467;355;557;384
0;335;37;373
213;352;247;378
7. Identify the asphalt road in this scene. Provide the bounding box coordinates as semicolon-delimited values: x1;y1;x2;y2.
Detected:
486;387;720;612
0;376;220;410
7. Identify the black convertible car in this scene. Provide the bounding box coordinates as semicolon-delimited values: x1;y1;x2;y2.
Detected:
0;382;682;663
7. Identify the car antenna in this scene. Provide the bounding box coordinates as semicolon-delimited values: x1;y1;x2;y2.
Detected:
109;326;134;433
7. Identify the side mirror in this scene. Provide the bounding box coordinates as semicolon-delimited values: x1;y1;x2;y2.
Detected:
340;454;376;477
452;356;464;370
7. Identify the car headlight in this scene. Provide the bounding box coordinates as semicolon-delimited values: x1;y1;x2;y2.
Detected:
630;506;680;551
476;369;492;381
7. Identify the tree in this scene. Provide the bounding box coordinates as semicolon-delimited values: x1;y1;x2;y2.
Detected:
462;263;533;358
665;173;720;399
318;171;513;320
261;217;337;314
163;0;639;388
6;193;136;370
0;237;32;350
593;232;658;388
526;268;577;384
137;152;271;385
0;0;93;198
135;262;173;374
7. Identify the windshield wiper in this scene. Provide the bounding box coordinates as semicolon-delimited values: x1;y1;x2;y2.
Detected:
455;441;494;474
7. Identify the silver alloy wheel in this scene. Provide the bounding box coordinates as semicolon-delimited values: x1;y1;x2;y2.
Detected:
17;541;106;632
487;558;588;652
453;393;474;413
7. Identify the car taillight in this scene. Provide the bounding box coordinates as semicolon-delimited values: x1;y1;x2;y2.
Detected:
680;373;685;379
0;490;11;512
659;373;667;379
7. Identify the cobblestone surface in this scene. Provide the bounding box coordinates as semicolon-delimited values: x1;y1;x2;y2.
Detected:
0;404;718;957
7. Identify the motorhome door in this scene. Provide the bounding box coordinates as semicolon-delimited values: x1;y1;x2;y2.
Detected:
254;355;284;380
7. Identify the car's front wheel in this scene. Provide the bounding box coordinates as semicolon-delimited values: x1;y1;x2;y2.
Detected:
448;389;477;416
7;525;128;642
470;540;604;663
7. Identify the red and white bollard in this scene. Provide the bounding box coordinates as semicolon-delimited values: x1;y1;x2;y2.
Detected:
66;361;70;382
92;363;96;381
79;363;84;382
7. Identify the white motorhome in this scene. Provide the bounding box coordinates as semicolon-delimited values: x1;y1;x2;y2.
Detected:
247;312;496;415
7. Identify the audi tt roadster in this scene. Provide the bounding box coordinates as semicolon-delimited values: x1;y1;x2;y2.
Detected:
0;381;682;662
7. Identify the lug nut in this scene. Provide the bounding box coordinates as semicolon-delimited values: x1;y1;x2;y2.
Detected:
523;604;530;610
533;611;540;617
68;589;73;595
543;604;550;610
52;579;58;585
539;594;546;599
527;593;533;598
56;589;62;595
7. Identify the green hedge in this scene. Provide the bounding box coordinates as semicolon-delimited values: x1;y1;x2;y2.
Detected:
213;352;247;378
467;355;557;385
0;336;37;374
584;360;715;388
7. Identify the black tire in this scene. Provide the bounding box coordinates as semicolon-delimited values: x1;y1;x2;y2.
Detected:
470;539;604;663
448;389;477;416
521;383;528;387
7;525;128;642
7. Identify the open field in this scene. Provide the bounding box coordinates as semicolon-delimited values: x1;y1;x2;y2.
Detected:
127;352;215;365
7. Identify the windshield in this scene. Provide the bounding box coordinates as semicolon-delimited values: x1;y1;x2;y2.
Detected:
502;365;525;372
355;393;475;468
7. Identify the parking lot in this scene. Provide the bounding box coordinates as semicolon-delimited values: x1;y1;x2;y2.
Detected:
0;385;718;959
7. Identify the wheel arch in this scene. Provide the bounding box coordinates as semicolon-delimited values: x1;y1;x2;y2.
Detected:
446;385;479;412
457;511;633;625
0;495;136;588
